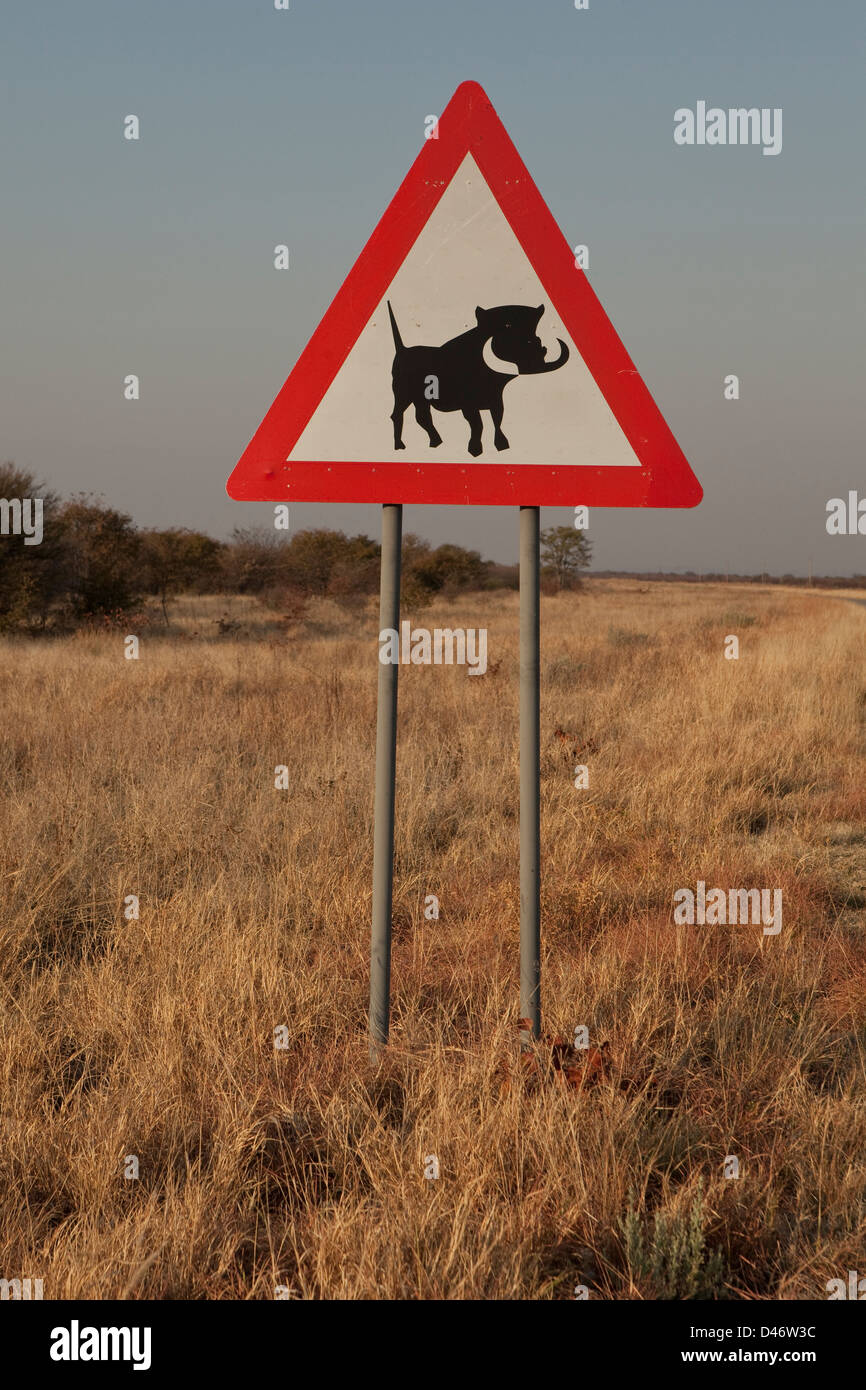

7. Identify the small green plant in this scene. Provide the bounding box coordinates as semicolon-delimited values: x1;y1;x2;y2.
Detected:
620;1183;726;1299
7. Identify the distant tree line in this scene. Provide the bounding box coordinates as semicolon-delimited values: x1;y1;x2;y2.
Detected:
591;571;866;588
1;460;592;633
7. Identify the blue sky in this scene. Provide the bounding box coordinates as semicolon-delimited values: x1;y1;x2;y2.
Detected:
1;0;864;570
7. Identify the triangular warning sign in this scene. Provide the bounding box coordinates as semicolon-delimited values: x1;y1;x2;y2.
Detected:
227;81;701;509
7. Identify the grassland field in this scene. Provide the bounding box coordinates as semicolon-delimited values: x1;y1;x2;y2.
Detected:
1;580;864;1299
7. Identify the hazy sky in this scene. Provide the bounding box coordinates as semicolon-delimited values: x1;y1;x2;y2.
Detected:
2;1;863;571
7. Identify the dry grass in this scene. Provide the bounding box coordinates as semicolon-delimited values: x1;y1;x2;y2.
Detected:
1;580;864;1299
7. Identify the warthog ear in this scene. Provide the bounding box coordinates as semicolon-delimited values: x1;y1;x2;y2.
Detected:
535;304;544;322
475;306;489;325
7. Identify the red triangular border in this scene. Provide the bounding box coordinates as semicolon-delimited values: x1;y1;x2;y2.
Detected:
227;81;702;508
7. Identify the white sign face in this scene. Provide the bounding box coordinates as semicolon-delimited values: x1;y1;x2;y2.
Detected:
230;80;700;508
288;155;642;470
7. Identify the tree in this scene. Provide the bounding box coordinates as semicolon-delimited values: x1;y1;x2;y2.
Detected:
221;527;382;599
278;529;379;598
139;528;226;621
323;532;380;598
540;526;592;591
281;529;348;596
420;542;487;594
0;461;65;630
57;496;142;616
401;534;489;606
220;526;293;594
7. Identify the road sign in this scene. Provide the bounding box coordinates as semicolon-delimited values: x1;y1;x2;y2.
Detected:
226;80;704;1061
227;80;701;509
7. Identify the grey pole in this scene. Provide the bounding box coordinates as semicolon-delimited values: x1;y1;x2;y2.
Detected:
519;505;541;1042
369;502;402;1061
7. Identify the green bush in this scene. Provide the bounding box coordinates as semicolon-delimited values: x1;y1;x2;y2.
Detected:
620;1184;726;1299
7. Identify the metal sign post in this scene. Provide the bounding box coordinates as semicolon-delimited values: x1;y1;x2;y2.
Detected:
519;506;541;1043
227;80;702;1062
369;502;402;1062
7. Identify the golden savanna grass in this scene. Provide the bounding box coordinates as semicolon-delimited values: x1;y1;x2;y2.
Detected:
1;581;864;1299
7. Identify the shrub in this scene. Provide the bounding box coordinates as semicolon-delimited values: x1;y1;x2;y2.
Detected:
0;462;65;631
620;1185;726;1299
58;497;143;617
